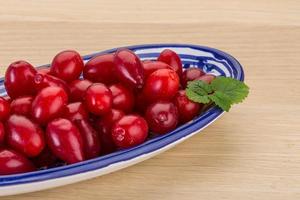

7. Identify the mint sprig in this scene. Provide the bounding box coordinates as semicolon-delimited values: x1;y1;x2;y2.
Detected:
185;77;249;112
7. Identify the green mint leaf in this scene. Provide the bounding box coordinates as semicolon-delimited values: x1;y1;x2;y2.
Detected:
185;76;249;112
210;77;249;104
186;80;212;104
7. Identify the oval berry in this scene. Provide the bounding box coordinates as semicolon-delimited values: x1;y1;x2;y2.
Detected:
195;74;216;84
0;149;35;175
95;109;124;154
111;115;148;148
114;49;144;89
10;96;33;117
145;101;179;134
0;96;10;121
32;86;68;124
6;115;45;157
75;119;101;159
46;118;84;164
109;84;134;113
143;69;179;102
158;49;183;77
50;50;84;82
83;54;118;84
181;68;205;88
63;102;89;122
69;79;92;102
85;83;112;116
174;90;202;123
4;60;37;99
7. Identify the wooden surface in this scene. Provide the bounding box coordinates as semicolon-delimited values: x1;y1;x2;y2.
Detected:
0;0;300;199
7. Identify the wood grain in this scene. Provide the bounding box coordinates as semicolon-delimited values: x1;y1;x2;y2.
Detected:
0;1;299;199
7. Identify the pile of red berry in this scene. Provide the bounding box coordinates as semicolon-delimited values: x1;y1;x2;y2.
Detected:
0;48;215;175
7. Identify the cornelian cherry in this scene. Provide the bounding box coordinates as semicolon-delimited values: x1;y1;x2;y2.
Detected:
46;118;84;164
10;96;33;117
83;54;117;84
50;50;84;82
143;69;179;103
195;74;216;84
145;101;179;134
109;84;134;113
34;73;70;94
181;68;205;88
158;49;183;77
4;60;37;98
111;115;148;148
85;83;112;116
0;149;35;175
174;90;202;123
142;61;172;78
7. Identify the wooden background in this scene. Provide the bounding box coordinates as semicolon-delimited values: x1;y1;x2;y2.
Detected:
0;0;299;199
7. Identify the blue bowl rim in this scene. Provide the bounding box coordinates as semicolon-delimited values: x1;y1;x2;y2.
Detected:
0;43;244;186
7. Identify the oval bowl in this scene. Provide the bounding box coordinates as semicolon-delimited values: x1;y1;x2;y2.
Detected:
0;44;244;196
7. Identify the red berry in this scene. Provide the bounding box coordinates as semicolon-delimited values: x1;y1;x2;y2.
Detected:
4;60;37;99
109;84;135;113
145;101;179;134
195;74;216;84
75;119;101;159
114;49;145;89
142;61;172;78
46;118;84;164
85;83;112;116
6;115;45;157
50;50;84;82
158;49;183;77
143;69;179;102
10;96;33;117
34;73;70;94
112;115;148;148
83;54;118;84
174;90;202;123
63;102;89;122
0;149;35;175
0;122;5;144
69;79;92;102
0;96;10;121
95;109;124;154
32;86;68;124
181;68;205;88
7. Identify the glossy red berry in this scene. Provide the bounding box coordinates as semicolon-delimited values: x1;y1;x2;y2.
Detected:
85;83;112;116
32;86;68;124
143;69;179;102
6;115;45;157
10;96;33;117
0;149;35;175
34;73;70;94
0;122;5;144
0;96;10;121
69;79;92;102
63;102;89;122
195;74;216;84
75;119;101;159
4;60;37;99
158;49;183;77
95;109;124;154
174;90;202;123
142;61;172;78
83;54;118;84
50;50;84;82
181;68;205;88
46;118;84;164
109;84;135;113
114;49;145;89
145;101;179;134
111;115;148;148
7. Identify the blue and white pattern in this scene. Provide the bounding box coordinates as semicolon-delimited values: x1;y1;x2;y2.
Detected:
0;44;244;196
